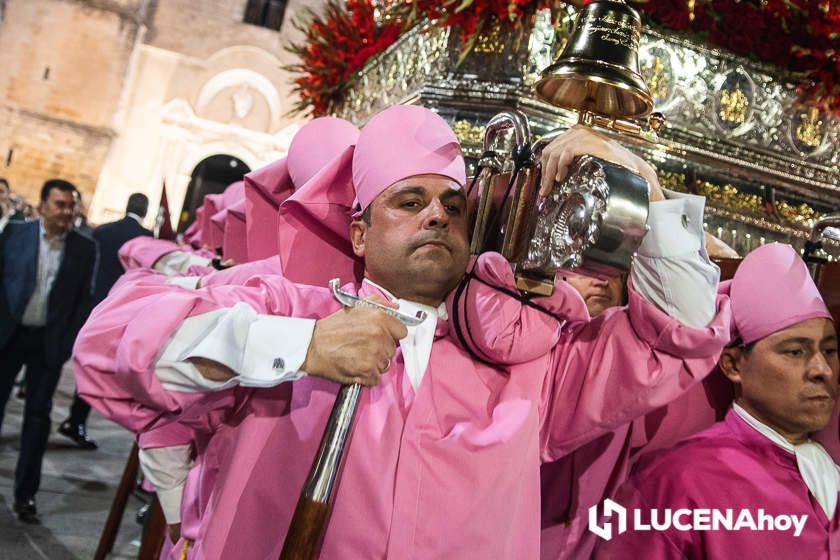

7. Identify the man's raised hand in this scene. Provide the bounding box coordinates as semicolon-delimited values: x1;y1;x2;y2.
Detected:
539;125;664;202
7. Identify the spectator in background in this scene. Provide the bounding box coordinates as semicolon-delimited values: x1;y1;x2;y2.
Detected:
59;193;152;449
0;178;10;232
72;190;93;238
22;201;37;220
562;271;627;318
0;179;96;523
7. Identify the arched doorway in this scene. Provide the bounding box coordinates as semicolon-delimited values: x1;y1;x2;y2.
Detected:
177;154;250;232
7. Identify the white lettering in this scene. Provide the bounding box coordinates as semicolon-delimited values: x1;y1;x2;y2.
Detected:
673;509;692;531
756;509;774;531
712;508;733;531
693;509;711;531
791;515;807;537
650;509;670;531
589;501;809;540
733;509;758;531
633;509;651;530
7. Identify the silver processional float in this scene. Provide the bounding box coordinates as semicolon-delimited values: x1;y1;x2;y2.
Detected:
280;1;662;557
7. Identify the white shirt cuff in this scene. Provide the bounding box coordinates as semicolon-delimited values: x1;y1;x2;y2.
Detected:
167;276;201;289
154;251;212;275
155;303;314;391
138;444;192;524
157;483;186;524
631;189;719;328
637;189;704;258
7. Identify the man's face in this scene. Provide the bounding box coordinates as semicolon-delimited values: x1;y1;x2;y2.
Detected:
721;317;839;442
39;188;76;234
0;182;9;206
350;174;470;305
563;272;624;317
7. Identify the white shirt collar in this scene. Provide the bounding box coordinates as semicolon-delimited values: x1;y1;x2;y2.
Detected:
127;212;144;224
734;402;840;519
39;219;67;243
733;402;797;453
361;278;445;391
361;278;447;320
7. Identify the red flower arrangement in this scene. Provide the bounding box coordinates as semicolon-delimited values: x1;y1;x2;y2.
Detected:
287;0;840;115
285;0;402;115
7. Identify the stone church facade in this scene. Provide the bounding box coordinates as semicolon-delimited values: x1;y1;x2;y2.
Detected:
0;0;319;226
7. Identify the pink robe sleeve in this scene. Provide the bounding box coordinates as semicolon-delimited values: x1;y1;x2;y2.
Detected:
199;256;281;288
72;274;330;435
538;280;732;460
445;252;589;365
446;252;733;460
118;237;181;270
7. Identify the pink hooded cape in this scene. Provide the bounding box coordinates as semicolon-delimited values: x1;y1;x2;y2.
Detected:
183;206;205;246
207;182;244;252
198;194;223;249
244;159;292;261
244;117;360;262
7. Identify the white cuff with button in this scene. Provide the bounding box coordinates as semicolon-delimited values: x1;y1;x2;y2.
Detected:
155;302;315;391
629;188;719;328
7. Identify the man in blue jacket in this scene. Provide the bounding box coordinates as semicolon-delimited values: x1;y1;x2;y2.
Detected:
0;179;96;523
59;192;152;448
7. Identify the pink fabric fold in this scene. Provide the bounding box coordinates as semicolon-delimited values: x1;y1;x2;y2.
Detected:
276;146;361;286
244;158;293;261
222;199;248;264
245;117;360;261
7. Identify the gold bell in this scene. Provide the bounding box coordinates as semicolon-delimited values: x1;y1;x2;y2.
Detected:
535;0;653;119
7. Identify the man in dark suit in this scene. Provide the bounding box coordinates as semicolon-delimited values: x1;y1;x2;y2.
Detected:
59;193;152;448
0;179;96;523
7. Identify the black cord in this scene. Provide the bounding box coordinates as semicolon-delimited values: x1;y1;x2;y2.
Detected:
452;142;565;365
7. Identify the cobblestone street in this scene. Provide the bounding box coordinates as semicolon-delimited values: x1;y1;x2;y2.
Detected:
0;364;144;559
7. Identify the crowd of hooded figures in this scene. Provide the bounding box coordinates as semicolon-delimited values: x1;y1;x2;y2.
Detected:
1;104;836;559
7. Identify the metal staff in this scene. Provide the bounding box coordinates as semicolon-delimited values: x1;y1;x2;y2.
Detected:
803;214;840;278
280;279;426;560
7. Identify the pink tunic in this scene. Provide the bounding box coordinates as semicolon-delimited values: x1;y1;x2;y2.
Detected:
539;371;733;559
118;237;214;271
73;255;732;559
595;409;840;559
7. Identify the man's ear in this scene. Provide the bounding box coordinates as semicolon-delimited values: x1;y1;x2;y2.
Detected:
349;220;367;258
719;347;744;385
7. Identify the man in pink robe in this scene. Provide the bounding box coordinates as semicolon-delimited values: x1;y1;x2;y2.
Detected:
595;243;840;559
74;106;731;559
